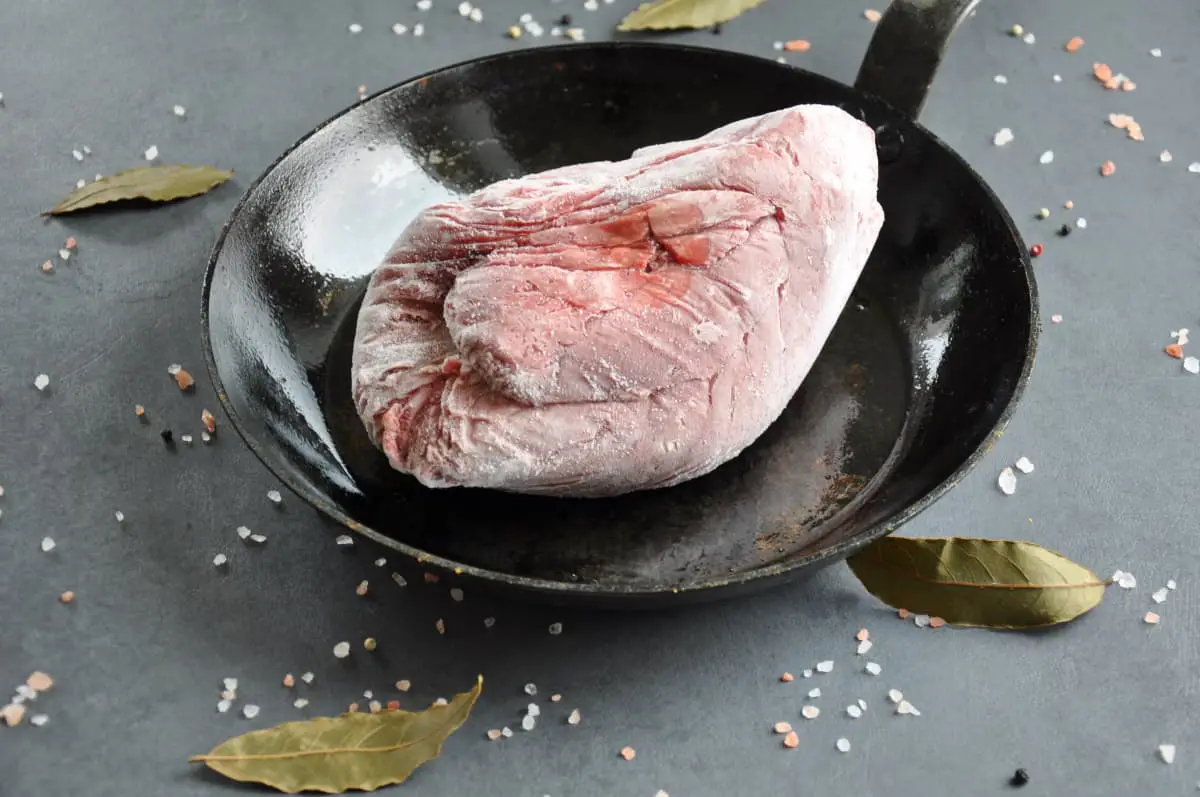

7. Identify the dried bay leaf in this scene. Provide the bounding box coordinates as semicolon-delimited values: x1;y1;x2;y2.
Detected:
847;537;1106;628
617;0;767;31
191;675;482;794
45;164;233;215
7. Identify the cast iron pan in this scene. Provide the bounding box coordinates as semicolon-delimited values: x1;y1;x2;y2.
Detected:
202;0;1038;608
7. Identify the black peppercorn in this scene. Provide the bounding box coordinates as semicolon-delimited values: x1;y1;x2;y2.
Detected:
160;429;174;444
1057;223;1071;237
558;13;572;25
712;23;723;34
1010;768;1030;787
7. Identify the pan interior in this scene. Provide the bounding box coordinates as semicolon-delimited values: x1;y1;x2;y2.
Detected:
205;44;1033;596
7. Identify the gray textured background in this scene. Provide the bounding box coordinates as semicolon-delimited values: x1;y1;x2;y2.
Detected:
3;1;1199;795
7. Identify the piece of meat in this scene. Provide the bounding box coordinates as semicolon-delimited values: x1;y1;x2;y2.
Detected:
351;104;884;497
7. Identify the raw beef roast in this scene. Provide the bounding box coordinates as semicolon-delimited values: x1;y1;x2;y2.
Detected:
351;104;884;497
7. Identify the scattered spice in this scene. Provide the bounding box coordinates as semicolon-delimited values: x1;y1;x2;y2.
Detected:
27;672;54;692
1099;160;1116;177
773;721;793;734
423;572;440;584
201;409;216;433
929;616;946;628
1036;208;1049;219
2;704;26;727
1057;224;1071;237
783;40;811;52
1165;344;1184;359
620;746;636;761
435;619;445;635
282;673;295;688
780;672;794;683
1064;36;1084;52
1064;200;1074;209
356;580;369;597
897;608;910;619
396;680;411;692
364;637;378;651
174;369;195;391
487;728;503;741
782;731;800;749
863;9;881;22
59;590;75;603
1144;611;1160;625
1093;63;1112;82
856;628;869;642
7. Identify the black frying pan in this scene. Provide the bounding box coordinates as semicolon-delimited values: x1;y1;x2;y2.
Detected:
202;0;1037;608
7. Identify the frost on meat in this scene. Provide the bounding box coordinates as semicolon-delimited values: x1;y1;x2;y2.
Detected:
351;105;884;497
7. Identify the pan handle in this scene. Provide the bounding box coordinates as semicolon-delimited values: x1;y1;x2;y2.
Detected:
853;0;981;118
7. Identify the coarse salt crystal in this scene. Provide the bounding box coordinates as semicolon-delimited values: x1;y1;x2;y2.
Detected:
914;614;931;628
348;23;363;33
1182;358;1198;375
413;23;424;35
1015;457;1035;474
72;149;84;161
1189;163;1200;174
993;128;1014;147
1160;150;1173;163
181;434;193;445
1113;570;1137;589
500;726;514;738
392;573;407;587
293;698;309;709
300;672;314;684
483;616;496;628
249;534;267;544
865;662;882;676
242;704;260;719
524;683;538;696
29;714;48;727
816;660;833;673
1022;32;1035;44
34;374;50;391
457;1;471;14
1038;150;1054;165
527;703;540;718
1159;743;1176;764
548;622;563;635
75;179;86;189
333;641;351;658
566;708;584;726
896;700;920;716
267;490;282;504
114;510;125;523
521;714;536;731
1076;217;1087;229
773;41;784;50
468;7;482;21
213;553;227;567
336;535;354;546
801;704;820;719
17;685;37;701
1168;579;1177;590
993;75;1008;84
808;687;821;698
836;738;851;753
392;23;408;34
888;689;903;703
998;467;1017;495
173;104;186;117
858;699;868;710
144;145;159;161
217;699;232;713
417;0;432;8
1051;314;1063;323
846;705;863;719
236;526;252;540
519;12;532;21
802;669;813;678
374;558;387;567
584;0;598;8
1150;48;1162;57
1053;74;1062;82
40;537;56;552
449;587;464;602
856;639;872;655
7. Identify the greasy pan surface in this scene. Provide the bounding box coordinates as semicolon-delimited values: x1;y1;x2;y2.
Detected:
202;42;1037;608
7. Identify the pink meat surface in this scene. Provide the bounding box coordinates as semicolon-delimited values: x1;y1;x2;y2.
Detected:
351;104;884;497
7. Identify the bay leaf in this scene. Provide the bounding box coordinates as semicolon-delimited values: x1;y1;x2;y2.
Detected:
617;0;767;31
846;537;1106;629
45;164;234;215
190;675;482;794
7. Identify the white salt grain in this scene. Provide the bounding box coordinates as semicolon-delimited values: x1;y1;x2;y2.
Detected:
522;714;537;731
1022;32;1035;44
300;672;314;684
888;689;903;704
801;705;820;719
1113;570;1137;589
167;363;182;375
76;179;86;189
144;145;159;161
293;698;309;709
40;537;56;552
501;726;514;738
450;587;464;602
836;738;851;753
1038;150;1054;165
333;641;351;659
250;534;267;545
1181;355;1198;374
212;554;227;567
773;41;784;50
29;714;48;727
1160;150;1173;163
236;526;252;540
392;573;407;587
816;660;834;673
998;467;1017;495
173;104;186;117
865;662;882;676
519;12;532;22
242;704;260;719
17;685;37;701
114;510;125;523
802;669;814;679
1150;48;1162;57
527;703;540;718
1159;743;1176;764
483;617;496;628
375;558;387;567
267;490;282;504
34;374;50;391
992;128;1014;147
468;7;482;21
568;708;582;725
392;23;408;34
413;23;424;35
457;2;471;15
1053;74;1062;82
1189;163;1200;174
181;435;193;445
348;23;363;33
417;0;433;8
524;683;538;696
363;690;374;699
1015;457;1035;474
59;248;72;261
856;639;873;656
896;700;920;716
858;699;868;711
217;699;232;713
72;149;84;161
846;705;863;719
584;0;598;7
808;688;821;698
335;535;354;546
548;622;563;635
1075;217;1088;229
993;75;1007;84
1168;579;1177;590
914;614;931;628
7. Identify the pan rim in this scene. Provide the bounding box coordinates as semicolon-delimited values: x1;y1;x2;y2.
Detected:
200;40;1039;601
